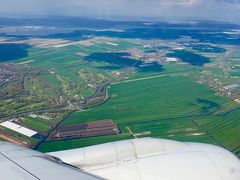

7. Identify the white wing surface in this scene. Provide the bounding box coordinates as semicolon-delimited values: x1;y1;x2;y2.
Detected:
0;141;102;180
49;138;240;180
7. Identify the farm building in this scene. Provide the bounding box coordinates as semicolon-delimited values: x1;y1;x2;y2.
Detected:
223;84;240;95
223;84;240;90
0;121;37;137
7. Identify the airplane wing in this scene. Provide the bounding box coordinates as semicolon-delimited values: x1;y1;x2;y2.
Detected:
49;138;240;180
0;141;102;180
1;138;240;180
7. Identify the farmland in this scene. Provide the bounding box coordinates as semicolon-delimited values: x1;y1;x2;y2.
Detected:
38;74;240;156
63;75;231;125
37;134;132;152
20;116;52;133
0;18;240;158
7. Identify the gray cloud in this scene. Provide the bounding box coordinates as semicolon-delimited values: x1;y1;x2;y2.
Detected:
0;0;239;22
222;0;240;3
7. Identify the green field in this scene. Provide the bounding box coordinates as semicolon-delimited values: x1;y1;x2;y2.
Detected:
38;134;132;152
1;35;240;157
20;116;52;133
63;75;231;125
1;20;240;160
38;74;240;156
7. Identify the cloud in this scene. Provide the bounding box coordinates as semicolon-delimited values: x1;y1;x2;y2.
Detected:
0;0;239;22
222;0;240;3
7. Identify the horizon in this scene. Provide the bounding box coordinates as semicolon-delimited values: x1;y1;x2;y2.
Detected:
0;0;240;23
0;15;239;25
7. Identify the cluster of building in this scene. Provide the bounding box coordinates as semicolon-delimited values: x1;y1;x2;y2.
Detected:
127;48;179;64
222;84;240;102
29;113;52;121
0;63;18;85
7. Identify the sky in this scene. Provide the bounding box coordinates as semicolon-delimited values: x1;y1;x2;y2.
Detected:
0;0;240;22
